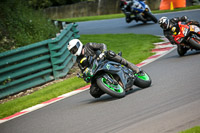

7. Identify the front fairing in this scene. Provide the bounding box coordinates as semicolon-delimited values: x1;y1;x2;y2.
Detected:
173;22;190;44
92;60;129;89
96;61;121;73
189;25;200;34
132;0;150;13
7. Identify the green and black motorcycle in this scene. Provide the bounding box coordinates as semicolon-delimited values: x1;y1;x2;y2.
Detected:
78;51;152;98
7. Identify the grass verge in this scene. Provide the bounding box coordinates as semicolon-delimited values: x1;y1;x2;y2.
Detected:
0;77;88;119
179;126;200;133
80;34;161;63
0;33;161;119
58;5;200;22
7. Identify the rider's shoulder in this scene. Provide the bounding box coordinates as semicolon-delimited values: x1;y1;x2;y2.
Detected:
170;17;180;23
85;42;93;47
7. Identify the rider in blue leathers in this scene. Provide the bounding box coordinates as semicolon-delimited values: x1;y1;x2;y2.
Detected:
120;0;145;23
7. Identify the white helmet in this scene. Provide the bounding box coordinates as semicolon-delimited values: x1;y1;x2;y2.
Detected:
68;39;83;56
158;16;170;30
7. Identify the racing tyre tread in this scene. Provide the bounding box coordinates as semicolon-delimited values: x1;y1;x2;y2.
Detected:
134;72;152;88
177;45;188;56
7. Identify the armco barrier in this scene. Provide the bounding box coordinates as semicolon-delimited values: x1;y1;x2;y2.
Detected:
0;23;79;99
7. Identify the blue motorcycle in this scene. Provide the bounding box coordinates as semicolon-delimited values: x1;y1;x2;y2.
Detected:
120;0;157;23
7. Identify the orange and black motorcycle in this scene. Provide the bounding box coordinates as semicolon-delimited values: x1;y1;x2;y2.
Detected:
172;21;200;56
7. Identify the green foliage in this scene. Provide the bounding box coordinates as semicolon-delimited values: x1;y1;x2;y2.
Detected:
27;0;88;9
0;0;59;53
179;126;200;133
28;0;53;9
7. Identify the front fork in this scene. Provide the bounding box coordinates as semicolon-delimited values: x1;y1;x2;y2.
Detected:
102;74;118;85
189;34;200;42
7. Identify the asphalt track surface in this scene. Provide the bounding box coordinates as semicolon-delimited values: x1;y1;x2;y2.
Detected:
77;9;200;35
1;10;200;133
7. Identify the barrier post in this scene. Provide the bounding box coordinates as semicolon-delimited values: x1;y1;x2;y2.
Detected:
170;1;174;10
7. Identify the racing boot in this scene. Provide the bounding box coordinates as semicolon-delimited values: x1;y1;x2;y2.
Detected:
136;69;145;76
120;58;140;73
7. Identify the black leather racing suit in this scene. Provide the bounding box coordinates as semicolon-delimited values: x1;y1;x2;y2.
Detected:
163;17;200;44
76;42;140;98
77;42;140;73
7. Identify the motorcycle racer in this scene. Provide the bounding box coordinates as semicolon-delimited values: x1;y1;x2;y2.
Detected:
120;0;146;23
158;16;200;45
67;39;143;98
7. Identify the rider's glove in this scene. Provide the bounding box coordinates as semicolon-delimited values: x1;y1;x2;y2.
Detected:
83;67;92;77
137;69;145;76
171;41;176;45
99;50;107;59
99;52;105;59
169;41;176;45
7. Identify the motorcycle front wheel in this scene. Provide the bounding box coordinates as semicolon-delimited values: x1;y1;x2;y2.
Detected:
96;76;125;98
145;11;157;23
177;45;188;56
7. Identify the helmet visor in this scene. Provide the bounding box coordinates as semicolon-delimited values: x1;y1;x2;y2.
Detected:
161;20;169;30
161;23;167;30
69;41;80;54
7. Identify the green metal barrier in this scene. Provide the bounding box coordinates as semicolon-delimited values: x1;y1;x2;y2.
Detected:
0;23;79;99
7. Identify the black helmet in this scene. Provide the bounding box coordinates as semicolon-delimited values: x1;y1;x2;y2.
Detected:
181;16;188;21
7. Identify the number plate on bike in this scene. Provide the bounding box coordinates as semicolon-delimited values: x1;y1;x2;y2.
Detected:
190;25;200;33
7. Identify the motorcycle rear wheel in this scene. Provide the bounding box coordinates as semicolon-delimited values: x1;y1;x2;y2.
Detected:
96;76;125;98
134;71;151;88
188;38;200;50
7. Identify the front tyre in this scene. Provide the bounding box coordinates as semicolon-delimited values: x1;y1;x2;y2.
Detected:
145;12;157;23
96;77;125;98
177;45;188;56
134;71;152;88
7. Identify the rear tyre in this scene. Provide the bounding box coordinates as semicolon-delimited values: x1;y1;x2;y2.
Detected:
96;76;125;98
177;45;188;56
188;38;200;50
134;71;151;88
90;84;105;98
